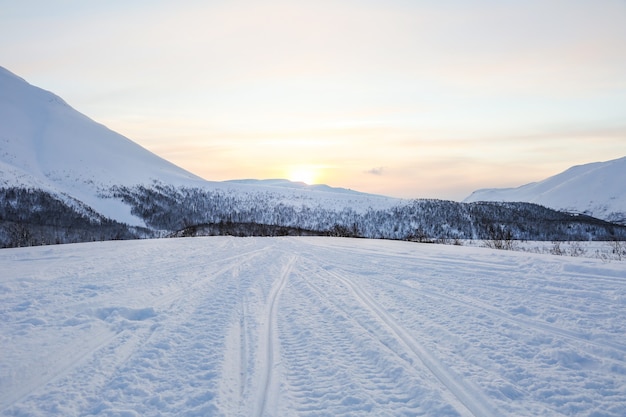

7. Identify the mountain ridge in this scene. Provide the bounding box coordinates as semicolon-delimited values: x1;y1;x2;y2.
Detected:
464;156;626;224
223;179;371;196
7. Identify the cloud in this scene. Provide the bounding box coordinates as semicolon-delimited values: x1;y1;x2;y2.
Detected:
366;167;385;176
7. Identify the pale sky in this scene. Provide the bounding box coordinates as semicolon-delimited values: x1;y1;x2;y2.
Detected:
2;0;625;200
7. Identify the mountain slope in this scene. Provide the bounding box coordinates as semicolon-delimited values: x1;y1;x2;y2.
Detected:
0;67;205;187
464;157;626;224
0;66;211;224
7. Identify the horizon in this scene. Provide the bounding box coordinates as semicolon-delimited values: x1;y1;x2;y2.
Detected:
2;1;625;200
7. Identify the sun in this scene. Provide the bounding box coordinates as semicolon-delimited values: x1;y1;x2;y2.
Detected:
288;166;318;185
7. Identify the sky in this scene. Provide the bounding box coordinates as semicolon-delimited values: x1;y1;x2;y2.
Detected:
1;0;625;200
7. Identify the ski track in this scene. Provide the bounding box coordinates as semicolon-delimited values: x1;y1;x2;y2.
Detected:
1;236;625;416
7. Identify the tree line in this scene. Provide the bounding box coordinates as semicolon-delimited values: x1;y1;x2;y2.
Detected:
2;183;625;248
109;184;626;242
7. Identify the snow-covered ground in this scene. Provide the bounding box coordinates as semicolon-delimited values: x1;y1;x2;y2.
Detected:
1;237;625;416
460;239;626;261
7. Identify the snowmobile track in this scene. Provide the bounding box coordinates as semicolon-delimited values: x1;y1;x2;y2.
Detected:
254;255;296;417
322;264;499;417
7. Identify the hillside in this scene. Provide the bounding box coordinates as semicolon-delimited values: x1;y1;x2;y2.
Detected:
465;157;626;224
0;66;211;224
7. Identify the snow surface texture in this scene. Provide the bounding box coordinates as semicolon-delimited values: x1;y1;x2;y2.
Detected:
1;237;625;416
464;157;626;224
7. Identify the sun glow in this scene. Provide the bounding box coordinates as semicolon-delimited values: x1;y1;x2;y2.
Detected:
288;166;319;185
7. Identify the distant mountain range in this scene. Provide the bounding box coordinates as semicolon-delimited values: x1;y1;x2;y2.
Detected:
1;65;624;247
464;157;626;224
224;179;367;195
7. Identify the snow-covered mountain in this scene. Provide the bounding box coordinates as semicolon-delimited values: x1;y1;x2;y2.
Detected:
224;179;366;195
2;65;625;247
0;66;212;225
464;157;626;224
0;66;398;228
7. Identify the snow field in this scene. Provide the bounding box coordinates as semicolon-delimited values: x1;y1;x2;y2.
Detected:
1;236;625;416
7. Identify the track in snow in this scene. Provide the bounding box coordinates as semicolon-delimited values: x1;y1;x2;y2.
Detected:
1;236;625;416
322;263;497;417
254;255;296;417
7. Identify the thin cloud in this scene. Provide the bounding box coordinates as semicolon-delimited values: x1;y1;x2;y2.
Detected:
366;167;385;176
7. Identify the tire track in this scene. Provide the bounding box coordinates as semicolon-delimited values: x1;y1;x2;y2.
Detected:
304;239;626;354
320;265;498;417
278;266;428;415
254;255;296;417
150;246;271;311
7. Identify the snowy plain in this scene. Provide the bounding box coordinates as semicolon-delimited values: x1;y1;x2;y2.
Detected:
1;236;625;417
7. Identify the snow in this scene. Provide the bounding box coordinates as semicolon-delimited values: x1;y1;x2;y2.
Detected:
1;237;625;416
464;156;626;223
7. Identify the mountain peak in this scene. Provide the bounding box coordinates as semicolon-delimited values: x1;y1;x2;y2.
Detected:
0;66;205;188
